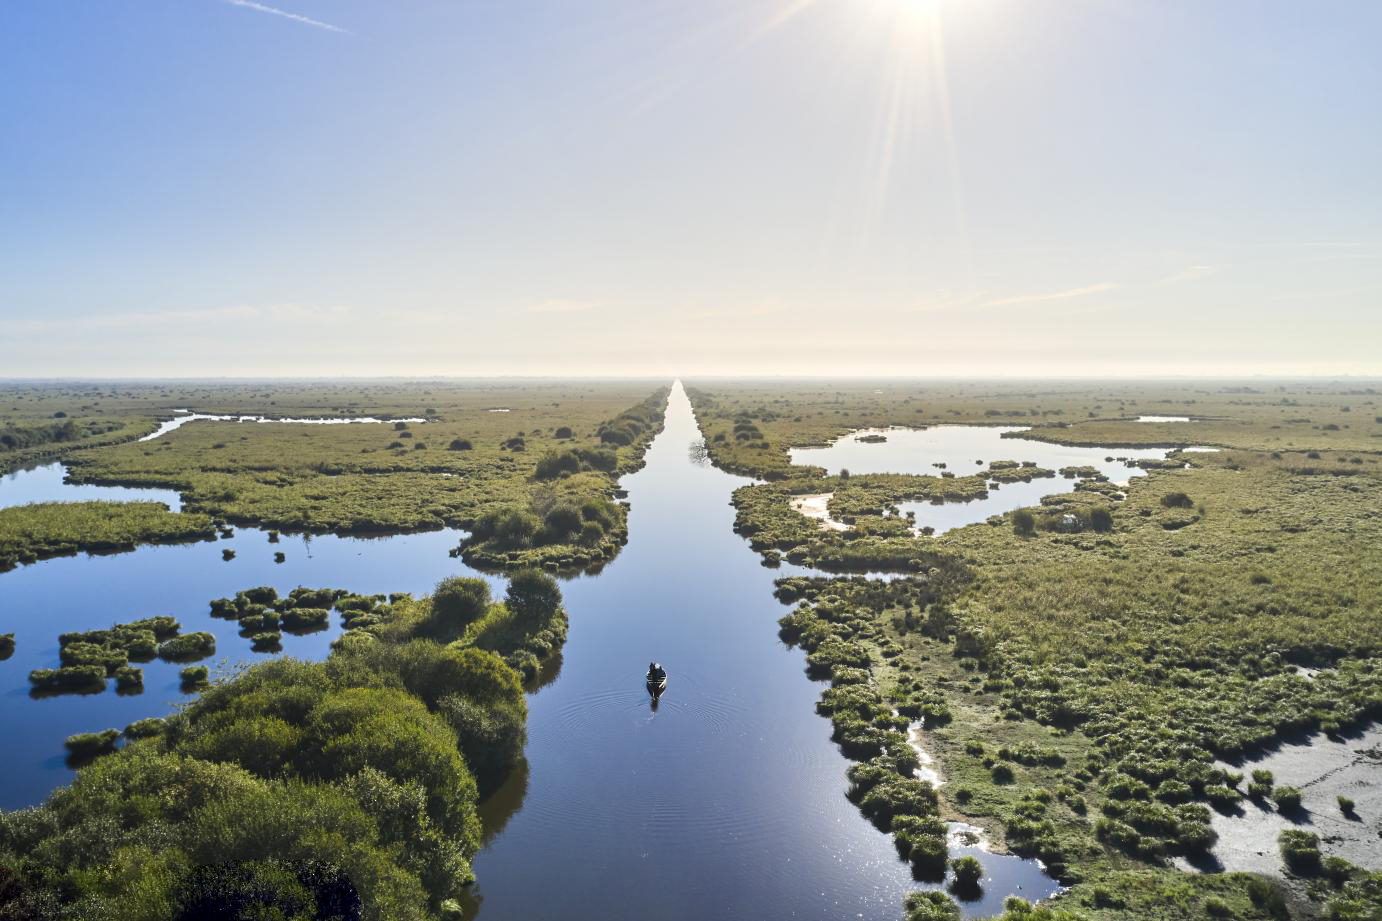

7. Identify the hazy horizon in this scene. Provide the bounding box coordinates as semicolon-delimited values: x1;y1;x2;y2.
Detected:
4;0;1379;377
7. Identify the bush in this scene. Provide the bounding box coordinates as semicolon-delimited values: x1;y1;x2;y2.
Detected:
991;762;1015;783
124;717;168;739
282;608;330;632
425;577;492;640
1162;491;1194;508
1203;896;1232;917
554;426;573;439
505;569;562;625
950;855;983;891
1246;877;1289;919
0;632;14;660
542;503;584;540
251;632;283;651
238;611;279;633
181;665;210;688
1012;509;1036;535
907;832;949;878
534;450;583;479
904;890;960;921
240;586;279;605
114;666;143;693
436;692;526;796
1204;784;1243;809
29;665;107;693
1088;506;1113;532
448;438;472;451
60;641;127;674
1338;795;1356;816
1272;786;1303;812
159;632;217;662
1279;828;1321;873
473;507;540;550
64;729;120;759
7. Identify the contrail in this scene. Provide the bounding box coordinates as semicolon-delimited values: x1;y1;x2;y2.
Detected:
224;0;348;34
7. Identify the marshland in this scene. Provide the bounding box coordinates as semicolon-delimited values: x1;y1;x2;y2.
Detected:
5;1;1379;918
2;376;1378;920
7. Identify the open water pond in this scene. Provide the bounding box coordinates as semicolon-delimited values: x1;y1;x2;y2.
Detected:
789;426;1183;535
1;462;183;511
1;385;1061;918
139;410;427;442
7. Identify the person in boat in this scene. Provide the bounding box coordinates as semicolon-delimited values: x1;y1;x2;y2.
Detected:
647;661;666;682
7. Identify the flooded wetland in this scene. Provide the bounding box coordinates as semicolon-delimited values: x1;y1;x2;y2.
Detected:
2;379;1379;921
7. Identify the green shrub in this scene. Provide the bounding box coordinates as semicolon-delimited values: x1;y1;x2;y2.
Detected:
907;832;949;878
1088;506;1114;532
29;665;106;694
1203;895;1232;917
534;450;583;479
542;503;584;540
60;641;127;674
238;611;279;633
282;608;330;632
1246;877;1289;919
240;586;279;605
425;577;492;640
114;666;143;693
1204;784;1243;809
904;890;960;921
180;665;210;689
1012;509;1036;535
505;569;561;625
124;717;168;739
251;632;283;651
1279;828;1321;873
950;855;983;890
0;632;15;660
159;632;216;662
1272;786;1303;812
1337;794;1356;816
65;729;120;759
1162;491;1194;508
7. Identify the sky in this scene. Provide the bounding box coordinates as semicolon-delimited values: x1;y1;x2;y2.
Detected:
2;0;1379;378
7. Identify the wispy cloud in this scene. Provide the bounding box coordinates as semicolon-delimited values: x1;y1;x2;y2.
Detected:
1158;264;1216;285
982;282;1119;309
224;0;348;34
527;299;597;315
15;303;352;333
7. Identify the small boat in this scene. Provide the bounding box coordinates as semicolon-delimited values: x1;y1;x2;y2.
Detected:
646;673;667;699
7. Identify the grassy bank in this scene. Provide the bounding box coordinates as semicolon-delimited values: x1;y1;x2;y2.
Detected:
0;570;567;920
0;501;218;572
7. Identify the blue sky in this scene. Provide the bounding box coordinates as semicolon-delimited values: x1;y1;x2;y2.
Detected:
2;0;1379;376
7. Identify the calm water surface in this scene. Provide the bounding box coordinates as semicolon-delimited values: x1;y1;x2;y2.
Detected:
790;426;1179;535
465;387;1059;919
1;386;1060;918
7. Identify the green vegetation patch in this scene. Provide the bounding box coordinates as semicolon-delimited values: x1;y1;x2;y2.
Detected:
0;569;571;918
0;501;217;572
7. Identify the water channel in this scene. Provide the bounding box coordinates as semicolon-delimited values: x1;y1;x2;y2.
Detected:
1;384;1062;919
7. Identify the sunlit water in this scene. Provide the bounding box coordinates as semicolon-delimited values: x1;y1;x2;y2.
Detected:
139;411;428;442
0;387;1060;918
789;426;1185;535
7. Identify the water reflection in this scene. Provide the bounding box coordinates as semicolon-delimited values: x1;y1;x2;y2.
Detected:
789;426;1177;536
